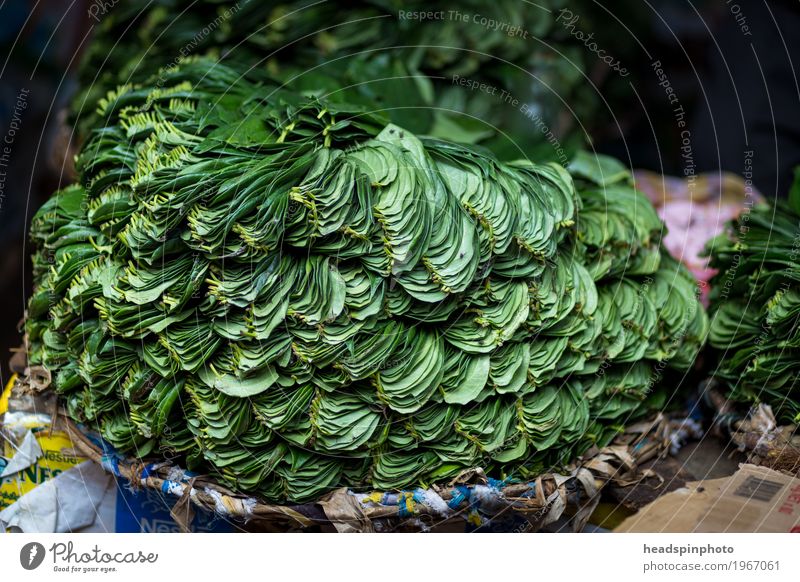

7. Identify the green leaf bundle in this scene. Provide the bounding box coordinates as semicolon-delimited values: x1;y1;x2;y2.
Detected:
28;60;707;501
705;183;800;423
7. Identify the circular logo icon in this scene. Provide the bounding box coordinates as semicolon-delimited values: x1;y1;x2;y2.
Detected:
20;542;46;570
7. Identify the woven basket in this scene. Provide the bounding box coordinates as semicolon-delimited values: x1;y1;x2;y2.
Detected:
8;368;685;532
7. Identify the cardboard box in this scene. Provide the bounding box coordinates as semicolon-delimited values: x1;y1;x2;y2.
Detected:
616;464;800;532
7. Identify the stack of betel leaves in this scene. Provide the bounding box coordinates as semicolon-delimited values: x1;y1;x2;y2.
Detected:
705;172;800;424
72;0;619;161
27;59;707;502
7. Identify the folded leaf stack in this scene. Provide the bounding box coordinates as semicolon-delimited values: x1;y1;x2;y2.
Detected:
706;178;800;424
27;60;707;501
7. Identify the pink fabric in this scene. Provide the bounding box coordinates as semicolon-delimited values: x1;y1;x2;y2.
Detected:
633;171;762;305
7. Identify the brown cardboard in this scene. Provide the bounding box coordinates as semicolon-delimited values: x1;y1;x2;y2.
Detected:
616;464;800;533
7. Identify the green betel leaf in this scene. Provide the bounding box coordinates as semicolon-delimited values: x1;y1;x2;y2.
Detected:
198;365;280;398
568;150;631;187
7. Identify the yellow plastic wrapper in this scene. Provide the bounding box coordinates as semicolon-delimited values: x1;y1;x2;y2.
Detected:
0;375;87;510
0;376;12;416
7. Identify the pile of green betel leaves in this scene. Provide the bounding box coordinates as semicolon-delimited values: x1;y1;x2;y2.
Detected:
27;60;707;501
73;0;634;161
705;173;800;424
